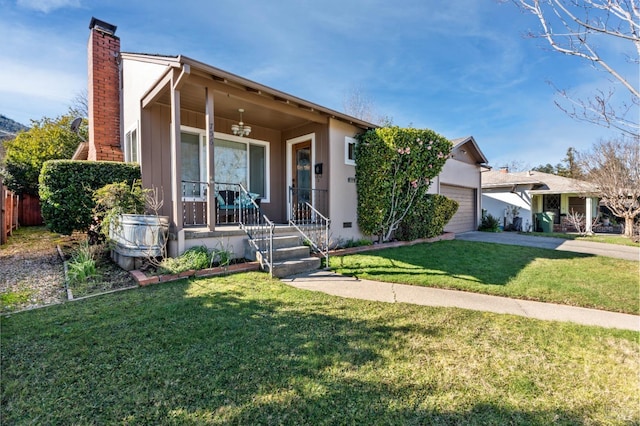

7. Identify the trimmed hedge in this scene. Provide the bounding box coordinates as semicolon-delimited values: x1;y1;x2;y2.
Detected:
355;127;452;242
39;160;141;235
395;193;459;241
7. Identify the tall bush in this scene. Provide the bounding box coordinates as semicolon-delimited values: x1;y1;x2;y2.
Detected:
2;114;86;196
39;160;141;235
395;194;459;241
355;127;451;241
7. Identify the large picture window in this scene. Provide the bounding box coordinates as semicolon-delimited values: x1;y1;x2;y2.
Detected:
214;136;269;201
180;126;269;202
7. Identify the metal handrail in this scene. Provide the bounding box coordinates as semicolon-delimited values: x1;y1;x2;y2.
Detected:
235;183;275;276
289;199;331;267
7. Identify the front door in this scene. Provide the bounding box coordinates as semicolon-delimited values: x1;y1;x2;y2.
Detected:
292;140;311;205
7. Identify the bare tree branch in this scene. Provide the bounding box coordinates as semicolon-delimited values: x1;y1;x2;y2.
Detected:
512;0;639;137
578;136;640;238
343;87;393;126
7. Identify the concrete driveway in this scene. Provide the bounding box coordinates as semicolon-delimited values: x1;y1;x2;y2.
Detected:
455;231;640;262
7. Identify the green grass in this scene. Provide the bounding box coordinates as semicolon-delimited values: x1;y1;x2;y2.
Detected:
0;289;33;311
331;240;640;315
526;232;640;247
1;273;638;425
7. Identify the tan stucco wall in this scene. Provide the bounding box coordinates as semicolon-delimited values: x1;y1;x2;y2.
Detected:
327;118;366;243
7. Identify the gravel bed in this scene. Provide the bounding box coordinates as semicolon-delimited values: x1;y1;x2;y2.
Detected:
1;227;137;313
0;229;68;312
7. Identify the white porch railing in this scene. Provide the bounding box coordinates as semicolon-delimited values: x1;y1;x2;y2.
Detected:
181;180;275;275
288;187;330;267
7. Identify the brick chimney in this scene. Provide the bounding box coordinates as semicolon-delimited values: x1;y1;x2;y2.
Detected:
88;17;123;162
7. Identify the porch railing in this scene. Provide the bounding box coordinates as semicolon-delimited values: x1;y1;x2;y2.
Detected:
289;186;330;266
181;180;275;275
182;180;208;227
289;187;328;218
181;181;264;227
233;183;275;276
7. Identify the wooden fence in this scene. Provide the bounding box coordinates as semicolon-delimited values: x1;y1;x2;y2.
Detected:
1;177;19;245
19;193;43;226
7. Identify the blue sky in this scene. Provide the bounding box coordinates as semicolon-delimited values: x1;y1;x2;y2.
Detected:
1;0;636;168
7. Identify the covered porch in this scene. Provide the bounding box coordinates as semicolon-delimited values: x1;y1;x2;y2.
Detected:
130;56;369;257
529;192;600;233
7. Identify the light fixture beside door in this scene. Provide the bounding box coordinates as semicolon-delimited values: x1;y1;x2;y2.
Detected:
231;108;251;137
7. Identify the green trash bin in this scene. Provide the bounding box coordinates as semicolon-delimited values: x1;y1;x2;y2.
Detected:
536;212;555;233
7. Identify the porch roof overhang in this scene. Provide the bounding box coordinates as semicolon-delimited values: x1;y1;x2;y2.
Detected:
132;52;376;132
527;189;599;196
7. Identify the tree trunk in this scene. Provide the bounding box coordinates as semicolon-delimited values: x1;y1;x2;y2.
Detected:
624;216;635;238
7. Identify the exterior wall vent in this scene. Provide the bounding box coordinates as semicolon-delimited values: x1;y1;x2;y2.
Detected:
343;222;352;228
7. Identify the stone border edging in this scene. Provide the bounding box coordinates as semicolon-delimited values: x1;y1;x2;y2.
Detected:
129;261;261;286
328;232;455;257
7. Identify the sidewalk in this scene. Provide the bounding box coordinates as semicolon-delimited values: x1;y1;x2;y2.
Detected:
282;270;640;332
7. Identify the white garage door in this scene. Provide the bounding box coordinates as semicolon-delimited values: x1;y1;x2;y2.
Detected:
440;185;476;234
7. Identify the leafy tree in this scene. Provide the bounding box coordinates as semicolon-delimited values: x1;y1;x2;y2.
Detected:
2;113;87;195
560;147;583;179
578;137;639;238
355;126;451;242
510;0;639;137
532;147;583;178
531;163;561;175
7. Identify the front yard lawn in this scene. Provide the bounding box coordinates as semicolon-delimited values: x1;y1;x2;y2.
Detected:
1;273;638;424
330;240;639;315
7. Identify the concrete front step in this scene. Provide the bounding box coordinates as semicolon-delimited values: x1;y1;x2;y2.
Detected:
276;245;312;261
270;257;321;278
245;235;302;260
247;233;321;277
255;235;301;249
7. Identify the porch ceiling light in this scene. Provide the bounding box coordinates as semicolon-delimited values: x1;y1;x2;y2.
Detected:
231;108;251;137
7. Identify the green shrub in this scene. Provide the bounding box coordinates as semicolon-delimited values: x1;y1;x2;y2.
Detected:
93;181;148;239
39;160;141;235
395;194;459;241
355;127;452;242
159;246;211;274
478;210;501;232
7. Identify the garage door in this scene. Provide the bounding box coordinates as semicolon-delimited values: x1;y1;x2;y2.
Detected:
440;185;476;234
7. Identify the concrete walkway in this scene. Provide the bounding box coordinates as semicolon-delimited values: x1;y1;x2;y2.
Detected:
455;231;640;261
282;270;640;331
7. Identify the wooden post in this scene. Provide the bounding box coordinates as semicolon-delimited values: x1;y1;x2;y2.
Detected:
205;86;216;231
1;179;6;245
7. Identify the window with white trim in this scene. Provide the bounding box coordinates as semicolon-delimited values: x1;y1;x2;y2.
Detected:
125;126;138;163
214;135;269;202
181;127;207;200
345;136;357;165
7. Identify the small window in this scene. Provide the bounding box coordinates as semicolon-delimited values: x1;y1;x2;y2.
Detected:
125;127;138;163
345;136;357;166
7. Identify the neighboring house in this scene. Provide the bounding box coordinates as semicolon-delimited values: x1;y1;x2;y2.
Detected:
482;169;599;233
81;18;488;265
